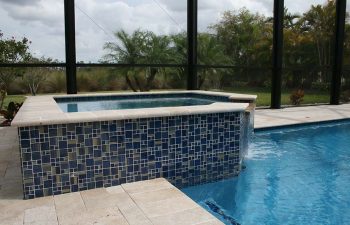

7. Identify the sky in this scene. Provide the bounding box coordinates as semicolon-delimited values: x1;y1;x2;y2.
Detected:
0;0;337;62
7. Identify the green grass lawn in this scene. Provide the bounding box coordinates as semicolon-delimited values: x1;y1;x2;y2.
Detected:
220;87;330;106
1;95;27;109
2;88;330;109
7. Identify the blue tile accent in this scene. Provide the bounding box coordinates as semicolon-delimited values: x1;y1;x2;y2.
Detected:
18;111;249;199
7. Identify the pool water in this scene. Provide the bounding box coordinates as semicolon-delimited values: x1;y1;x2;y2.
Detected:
57;97;216;113
182;121;350;225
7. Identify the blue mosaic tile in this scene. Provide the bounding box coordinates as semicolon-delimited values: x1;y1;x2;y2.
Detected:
18;111;249;199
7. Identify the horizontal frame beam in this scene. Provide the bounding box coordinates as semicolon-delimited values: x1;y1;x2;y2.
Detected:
197;65;272;70
76;63;187;68
0;63;66;68
0;63;187;68
0;63;337;71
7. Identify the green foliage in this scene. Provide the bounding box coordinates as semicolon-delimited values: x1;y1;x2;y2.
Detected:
340;90;350;103
77;68;124;92
311;82;330;91
104;30;175;92
2;95;25;110
0;30;32;108
44;70;66;93
197;34;230;89
209;8;273;87
0;101;22;125
284;1;336;88
0;86;6;110
22;57;58;96
212;8;272;67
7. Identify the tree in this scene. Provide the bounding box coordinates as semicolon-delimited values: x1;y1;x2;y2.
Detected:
104;30;173;91
169;32;188;87
283;8;314;88
283;1;337;88
212;9;272;86
22;57;55;96
0;31;31;109
212;9;272;67
197;33;230;89
300;0;336;83
301;0;335;65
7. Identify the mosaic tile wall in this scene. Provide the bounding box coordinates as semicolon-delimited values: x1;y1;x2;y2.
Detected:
18;112;247;199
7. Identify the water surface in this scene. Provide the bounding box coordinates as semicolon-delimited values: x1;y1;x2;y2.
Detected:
57;97;216;112
183;121;350;225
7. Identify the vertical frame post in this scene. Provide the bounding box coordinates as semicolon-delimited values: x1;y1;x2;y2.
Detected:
187;0;198;90
64;0;77;94
271;0;284;109
331;0;347;105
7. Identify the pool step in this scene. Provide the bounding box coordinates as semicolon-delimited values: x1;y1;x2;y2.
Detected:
205;200;241;225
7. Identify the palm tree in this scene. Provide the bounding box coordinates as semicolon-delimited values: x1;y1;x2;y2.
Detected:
169;32;187;85
197;33;230;89
104;29;173;91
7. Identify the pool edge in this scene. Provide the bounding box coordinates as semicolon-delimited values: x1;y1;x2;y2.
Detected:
254;118;350;132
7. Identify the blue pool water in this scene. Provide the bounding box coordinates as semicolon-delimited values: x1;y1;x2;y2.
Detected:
182;121;350;225
57;97;217;113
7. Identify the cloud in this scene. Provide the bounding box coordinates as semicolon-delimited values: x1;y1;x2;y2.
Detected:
285;0;328;14
196;0;274;32
74;0;188;61
158;0;187;12
0;1;65;61
1;0;338;62
0;0;40;6
1;0;64;27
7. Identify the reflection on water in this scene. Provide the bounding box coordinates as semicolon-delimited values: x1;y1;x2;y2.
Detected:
67;103;78;112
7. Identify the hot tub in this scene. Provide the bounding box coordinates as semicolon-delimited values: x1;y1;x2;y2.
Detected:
12;91;256;199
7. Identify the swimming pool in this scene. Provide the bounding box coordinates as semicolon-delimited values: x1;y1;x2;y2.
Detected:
182;121;350;225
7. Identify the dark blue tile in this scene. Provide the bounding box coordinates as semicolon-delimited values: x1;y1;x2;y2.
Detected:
21;130;30;139
21;140;30;148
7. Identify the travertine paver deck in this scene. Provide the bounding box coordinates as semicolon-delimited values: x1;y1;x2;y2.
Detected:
0;127;222;225
1;104;350;225
255;104;350;129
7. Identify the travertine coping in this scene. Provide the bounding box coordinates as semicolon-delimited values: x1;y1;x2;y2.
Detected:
12;91;256;127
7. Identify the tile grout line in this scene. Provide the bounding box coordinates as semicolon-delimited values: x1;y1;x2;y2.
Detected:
116;207;131;225
2;162;8;179
52;196;60;225
120;185;155;225
79;192;88;211
121;183;206;223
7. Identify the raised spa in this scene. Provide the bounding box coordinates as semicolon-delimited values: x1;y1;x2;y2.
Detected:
12;91;256;199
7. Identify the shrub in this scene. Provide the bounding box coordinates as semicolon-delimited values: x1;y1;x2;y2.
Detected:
263;80;271;88
0;102;22;126
290;89;305;105
7;78;27;95
22;67;48;96
229;81;249;88
340;90;350;103
311;82;330;91
77;73;100;92
44;71;66;93
0;84;6;110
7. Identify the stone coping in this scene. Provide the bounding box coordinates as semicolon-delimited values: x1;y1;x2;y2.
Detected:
12;91;256;127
